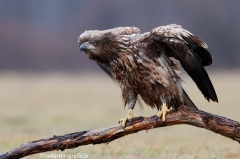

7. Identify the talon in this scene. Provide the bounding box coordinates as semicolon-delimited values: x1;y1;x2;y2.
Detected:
119;109;134;127
119;117;128;127
120;125;126;131
155;116;159;122
156;103;172;122
128;118;133;125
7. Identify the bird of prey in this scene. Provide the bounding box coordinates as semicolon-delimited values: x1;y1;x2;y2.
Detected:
78;24;218;126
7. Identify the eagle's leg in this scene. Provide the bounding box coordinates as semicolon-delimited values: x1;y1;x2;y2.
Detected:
119;87;137;127
157;102;172;122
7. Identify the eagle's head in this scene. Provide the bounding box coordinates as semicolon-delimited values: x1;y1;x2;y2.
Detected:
79;32;118;61
78;27;139;61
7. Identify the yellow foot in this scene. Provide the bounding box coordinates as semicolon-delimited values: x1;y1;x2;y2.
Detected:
119;109;134;127
157;103;172;122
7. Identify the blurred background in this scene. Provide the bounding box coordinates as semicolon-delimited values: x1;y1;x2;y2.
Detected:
0;0;240;71
0;1;240;158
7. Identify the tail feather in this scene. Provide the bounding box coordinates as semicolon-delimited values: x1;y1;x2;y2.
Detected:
182;89;198;110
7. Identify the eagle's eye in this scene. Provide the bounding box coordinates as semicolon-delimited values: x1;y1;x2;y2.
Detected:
89;41;96;46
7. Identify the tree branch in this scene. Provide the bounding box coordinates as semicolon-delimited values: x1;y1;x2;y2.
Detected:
1;106;240;159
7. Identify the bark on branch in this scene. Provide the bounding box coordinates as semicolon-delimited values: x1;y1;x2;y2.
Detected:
1;106;240;159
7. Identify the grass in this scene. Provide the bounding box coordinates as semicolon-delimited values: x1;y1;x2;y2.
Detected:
0;71;239;159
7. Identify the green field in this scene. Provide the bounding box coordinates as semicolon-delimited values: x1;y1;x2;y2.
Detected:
0;71;239;159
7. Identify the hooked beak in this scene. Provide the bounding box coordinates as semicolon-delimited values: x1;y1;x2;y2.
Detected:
80;42;95;51
80;42;87;51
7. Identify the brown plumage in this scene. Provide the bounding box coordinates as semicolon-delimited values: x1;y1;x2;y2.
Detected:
78;24;218;126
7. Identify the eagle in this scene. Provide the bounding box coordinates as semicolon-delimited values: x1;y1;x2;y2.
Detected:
78;24;218;126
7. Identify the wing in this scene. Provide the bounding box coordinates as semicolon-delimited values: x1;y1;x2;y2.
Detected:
140;24;218;102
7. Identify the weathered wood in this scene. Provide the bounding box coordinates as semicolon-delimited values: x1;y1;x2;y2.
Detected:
0;106;239;159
